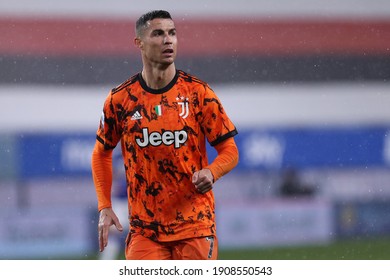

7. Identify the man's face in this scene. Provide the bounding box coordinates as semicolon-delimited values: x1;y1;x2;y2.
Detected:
137;18;177;67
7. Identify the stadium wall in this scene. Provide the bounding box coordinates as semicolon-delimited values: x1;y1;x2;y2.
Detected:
1;0;389;85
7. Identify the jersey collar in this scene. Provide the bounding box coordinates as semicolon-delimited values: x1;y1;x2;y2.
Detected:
138;70;179;94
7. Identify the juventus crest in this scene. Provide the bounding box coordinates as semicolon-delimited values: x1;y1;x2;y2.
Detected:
177;96;189;119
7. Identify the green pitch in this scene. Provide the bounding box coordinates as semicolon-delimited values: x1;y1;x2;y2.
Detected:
218;236;390;260
61;236;390;260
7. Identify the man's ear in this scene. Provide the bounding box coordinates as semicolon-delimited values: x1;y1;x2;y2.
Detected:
134;37;143;50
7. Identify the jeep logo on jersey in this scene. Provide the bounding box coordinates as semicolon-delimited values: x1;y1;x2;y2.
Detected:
136;128;188;148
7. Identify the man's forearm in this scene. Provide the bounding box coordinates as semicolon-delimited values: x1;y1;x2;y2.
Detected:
206;137;239;182
91;140;114;211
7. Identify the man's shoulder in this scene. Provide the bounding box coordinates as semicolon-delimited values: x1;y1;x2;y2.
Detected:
177;70;210;88
111;73;140;95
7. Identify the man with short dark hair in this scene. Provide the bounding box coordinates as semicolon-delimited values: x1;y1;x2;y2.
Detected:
91;10;239;260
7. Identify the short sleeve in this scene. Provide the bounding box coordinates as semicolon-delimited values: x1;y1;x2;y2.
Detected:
200;86;238;146
96;91;122;150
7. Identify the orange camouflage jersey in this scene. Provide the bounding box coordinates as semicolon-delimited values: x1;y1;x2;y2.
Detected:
96;70;238;242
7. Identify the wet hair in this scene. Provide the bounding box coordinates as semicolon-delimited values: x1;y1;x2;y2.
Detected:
135;10;172;37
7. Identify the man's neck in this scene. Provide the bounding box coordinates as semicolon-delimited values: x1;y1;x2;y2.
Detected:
141;64;176;90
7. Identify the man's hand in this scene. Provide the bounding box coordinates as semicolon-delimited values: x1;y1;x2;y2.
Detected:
192;169;214;194
98;207;123;252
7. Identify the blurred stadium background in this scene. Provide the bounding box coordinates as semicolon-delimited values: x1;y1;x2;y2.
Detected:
1;0;390;259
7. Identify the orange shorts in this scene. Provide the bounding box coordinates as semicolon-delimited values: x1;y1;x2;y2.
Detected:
125;233;218;260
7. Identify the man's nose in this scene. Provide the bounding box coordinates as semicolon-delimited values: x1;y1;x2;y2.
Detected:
163;34;173;44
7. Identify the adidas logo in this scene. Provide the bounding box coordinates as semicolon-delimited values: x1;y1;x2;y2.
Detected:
131;111;143;120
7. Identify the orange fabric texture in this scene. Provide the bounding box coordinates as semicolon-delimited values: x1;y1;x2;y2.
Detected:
94;70;238;242
91;141;113;211
125;233;218;260
206;137;239;182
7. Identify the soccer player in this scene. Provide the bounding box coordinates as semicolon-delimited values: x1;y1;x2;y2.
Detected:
91;10;239;260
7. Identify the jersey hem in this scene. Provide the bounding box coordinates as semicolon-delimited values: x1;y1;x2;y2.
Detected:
210;128;238;146
96;135;116;150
